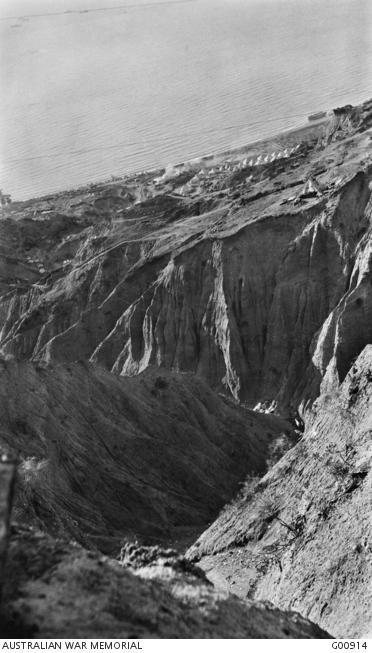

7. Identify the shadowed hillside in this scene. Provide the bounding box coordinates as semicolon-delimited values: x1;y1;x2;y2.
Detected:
0;360;295;551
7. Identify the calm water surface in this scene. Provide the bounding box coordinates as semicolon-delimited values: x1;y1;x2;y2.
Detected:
1;0;371;199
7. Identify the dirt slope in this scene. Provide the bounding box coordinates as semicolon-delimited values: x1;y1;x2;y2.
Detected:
0;359;295;550
187;346;372;638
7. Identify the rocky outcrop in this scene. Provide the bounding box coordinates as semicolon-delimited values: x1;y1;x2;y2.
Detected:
0;359;295;550
1;525;331;638
325;104;363;143
187;345;372;638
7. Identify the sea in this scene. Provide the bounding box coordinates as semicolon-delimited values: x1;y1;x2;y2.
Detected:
0;0;371;200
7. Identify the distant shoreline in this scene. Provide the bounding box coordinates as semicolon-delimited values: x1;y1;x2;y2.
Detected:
174;115;329;168
6;113;329;206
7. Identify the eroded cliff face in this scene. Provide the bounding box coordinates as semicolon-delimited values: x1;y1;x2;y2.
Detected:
187;345;372;638
1;114;371;415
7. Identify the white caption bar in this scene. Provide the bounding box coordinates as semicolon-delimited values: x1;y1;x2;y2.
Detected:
0;640;371;653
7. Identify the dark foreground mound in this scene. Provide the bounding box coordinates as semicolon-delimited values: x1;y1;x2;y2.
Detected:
187;346;372;638
0;359;294;550
1;525;331;638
